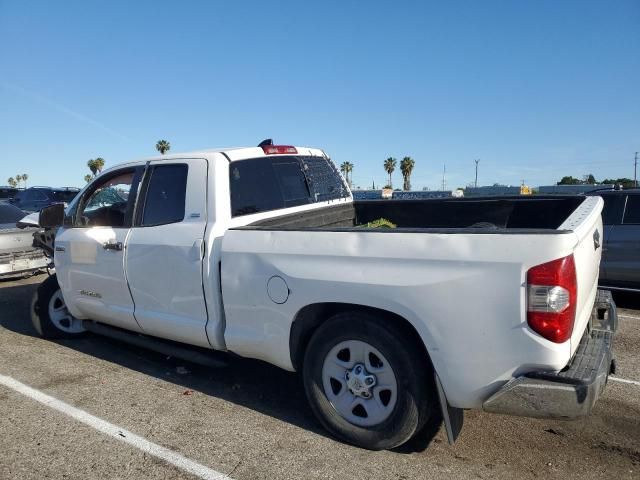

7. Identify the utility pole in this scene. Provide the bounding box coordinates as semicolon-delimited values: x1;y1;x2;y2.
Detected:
441;164;447;191
474;159;480;188
635;152;638;188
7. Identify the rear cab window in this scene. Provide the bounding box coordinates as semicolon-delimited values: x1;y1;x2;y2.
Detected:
230;155;348;217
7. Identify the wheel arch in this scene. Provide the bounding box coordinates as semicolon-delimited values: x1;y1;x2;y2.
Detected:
289;302;434;374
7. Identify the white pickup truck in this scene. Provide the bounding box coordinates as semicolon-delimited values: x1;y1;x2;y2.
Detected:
31;142;617;450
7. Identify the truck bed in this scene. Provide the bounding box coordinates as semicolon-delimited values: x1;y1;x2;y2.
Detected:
221;194;604;409
249;196;585;231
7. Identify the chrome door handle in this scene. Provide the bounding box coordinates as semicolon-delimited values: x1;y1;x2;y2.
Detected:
103;241;123;251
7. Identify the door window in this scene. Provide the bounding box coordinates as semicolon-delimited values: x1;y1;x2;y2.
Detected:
623;195;640;224
140;164;188;226
77;171;136;227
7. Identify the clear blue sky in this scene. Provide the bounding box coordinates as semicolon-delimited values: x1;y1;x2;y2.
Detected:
1;0;638;190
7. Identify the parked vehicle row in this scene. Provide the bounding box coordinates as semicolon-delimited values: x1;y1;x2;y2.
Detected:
9;186;79;212
27;142;616;450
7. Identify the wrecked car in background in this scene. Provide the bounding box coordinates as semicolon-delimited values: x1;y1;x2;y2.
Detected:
0;203;48;278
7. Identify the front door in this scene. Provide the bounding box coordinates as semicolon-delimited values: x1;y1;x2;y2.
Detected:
125;159;210;347
55;167;143;332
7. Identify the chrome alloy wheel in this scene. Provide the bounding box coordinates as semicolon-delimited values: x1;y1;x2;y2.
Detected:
48;290;84;334
321;340;398;427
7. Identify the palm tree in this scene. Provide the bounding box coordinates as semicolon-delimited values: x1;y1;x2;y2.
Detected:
400;157;415;191
94;158;105;174
87;159;98;176
340;162;354;187
383;157;396;188
84;174;93;183
15;174;23;188
7;177;16;188
21;173;28;188
156;140;170;155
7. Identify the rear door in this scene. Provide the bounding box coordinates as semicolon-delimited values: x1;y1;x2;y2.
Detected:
125;159;210;347
55;166;144;331
605;193;640;288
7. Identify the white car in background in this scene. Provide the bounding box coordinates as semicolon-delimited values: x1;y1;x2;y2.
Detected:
0;203;48;278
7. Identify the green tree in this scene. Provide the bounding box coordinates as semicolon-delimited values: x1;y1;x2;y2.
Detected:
156;139;170;155
557;176;582;185
87;159;98;176
87;158;105;177
340;161;354;187
384;157;397;189
93;158;105;174
584;174;597;185
84;174;93;183
602;177;635;189
7;177;17;188
400;156;415;191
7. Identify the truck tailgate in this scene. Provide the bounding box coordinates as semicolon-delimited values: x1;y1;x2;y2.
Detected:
558;196;604;354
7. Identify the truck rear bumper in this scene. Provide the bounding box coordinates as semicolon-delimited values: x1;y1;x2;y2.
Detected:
483;290;617;419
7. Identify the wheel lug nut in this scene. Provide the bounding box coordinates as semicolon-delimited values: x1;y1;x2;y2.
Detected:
366;378;374;385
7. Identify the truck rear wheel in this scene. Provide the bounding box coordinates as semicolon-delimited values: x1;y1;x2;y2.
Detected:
303;311;436;450
31;274;86;339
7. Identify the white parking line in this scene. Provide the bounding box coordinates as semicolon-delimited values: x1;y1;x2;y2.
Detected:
609;376;640;387
0;374;232;480
618;314;640;320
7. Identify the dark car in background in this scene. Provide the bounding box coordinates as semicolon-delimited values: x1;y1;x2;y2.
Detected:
587;189;640;292
9;187;80;212
0;186;20;203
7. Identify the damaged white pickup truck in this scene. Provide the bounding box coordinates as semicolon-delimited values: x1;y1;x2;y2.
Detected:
30;141;617;450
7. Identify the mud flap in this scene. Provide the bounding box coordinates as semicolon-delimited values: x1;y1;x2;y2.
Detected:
436;373;464;444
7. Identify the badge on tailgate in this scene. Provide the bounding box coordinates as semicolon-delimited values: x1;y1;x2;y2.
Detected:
593;229;600;250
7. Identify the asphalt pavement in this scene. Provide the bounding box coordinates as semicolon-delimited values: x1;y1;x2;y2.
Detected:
1;274;638;479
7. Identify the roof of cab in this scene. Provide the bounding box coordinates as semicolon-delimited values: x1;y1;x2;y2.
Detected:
105;145;328;173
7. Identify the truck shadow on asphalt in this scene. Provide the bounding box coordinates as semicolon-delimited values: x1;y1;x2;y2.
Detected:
0;281;442;453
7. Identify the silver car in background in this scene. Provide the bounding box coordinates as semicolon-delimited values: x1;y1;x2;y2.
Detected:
0;203;48;278
588;189;640;292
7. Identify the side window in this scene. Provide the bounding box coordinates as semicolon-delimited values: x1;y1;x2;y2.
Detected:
301;156;349;202
230;158;284;217
140;164;188;226
623;195;640;224
601;195;625;225
77;170;136;227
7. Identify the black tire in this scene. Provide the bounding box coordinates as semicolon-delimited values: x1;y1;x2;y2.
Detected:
303;311;437;450
31;274;85;339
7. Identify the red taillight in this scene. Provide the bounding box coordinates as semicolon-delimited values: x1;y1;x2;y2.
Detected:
526;254;577;343
261;145;298;155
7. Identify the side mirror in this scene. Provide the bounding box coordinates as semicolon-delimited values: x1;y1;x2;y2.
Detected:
39;203;66;228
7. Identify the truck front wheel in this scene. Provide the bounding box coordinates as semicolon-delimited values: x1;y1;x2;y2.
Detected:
303;311;436;450
31;274;86;339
